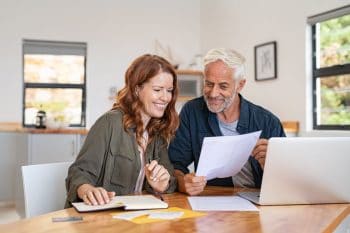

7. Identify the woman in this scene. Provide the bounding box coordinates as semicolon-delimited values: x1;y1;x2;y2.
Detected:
65;54;179;207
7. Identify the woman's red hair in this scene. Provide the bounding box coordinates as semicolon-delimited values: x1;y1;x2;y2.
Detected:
113;54;179;147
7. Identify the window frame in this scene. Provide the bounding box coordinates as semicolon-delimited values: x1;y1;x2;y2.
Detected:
309;6;350;130
22;39;87;128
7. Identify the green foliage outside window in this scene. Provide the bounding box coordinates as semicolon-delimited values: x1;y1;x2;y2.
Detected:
320;15;350;67
318;14;350;125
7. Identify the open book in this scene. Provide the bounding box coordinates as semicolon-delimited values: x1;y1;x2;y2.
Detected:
72;195;168;212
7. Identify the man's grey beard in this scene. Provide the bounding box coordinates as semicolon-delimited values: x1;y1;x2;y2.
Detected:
204;91;236;113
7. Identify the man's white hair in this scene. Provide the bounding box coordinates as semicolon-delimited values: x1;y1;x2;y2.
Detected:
203;48;246;80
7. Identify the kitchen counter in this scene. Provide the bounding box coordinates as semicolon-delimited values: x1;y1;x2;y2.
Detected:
0;122;88;135
1;121;297;135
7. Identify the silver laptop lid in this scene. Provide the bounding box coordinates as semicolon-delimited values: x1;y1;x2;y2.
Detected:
259;137;350;205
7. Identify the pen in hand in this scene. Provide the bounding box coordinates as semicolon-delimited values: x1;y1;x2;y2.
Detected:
147;159;164;201
146;157;170;193
147;158;159;182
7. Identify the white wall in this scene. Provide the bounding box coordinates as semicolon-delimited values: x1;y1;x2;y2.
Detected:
200;0;350;136
1;0;349;135
0;0;200;127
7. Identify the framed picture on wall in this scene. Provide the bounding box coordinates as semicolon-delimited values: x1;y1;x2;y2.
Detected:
254;41;277;81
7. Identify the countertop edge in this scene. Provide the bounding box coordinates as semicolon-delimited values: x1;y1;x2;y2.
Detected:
0;123;88;135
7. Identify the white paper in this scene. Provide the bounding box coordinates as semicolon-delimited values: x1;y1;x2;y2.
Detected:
188;196;259;211
148;211;184;219
113;210;184;220
113;210;153;220
196;131;261;180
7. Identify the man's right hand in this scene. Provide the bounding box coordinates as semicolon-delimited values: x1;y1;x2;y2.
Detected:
175;170;207;195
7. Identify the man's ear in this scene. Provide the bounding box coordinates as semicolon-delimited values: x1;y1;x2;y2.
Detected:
236;79;246;93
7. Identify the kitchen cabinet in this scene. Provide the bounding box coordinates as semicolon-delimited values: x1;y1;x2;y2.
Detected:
0;132;26;203
176;70;203;112
0;123;87;216
27;134;83;164
176;70;203;100
15;132;86;218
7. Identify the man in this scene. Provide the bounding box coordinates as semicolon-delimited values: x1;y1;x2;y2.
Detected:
169;48;285;195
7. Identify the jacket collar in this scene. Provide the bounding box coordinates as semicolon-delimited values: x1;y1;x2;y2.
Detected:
208;111;222;136
236;94;249;134
201;96;222;136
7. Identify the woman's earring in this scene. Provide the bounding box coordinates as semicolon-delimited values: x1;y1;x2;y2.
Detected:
135;86;140;97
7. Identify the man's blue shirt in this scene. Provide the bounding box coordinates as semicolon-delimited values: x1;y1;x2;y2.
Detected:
169;95;286;188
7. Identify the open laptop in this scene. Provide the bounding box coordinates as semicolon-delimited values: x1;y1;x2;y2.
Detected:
238;137;350;205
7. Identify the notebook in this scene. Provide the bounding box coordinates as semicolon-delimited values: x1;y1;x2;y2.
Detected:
238;137;350;205
72;195;168;212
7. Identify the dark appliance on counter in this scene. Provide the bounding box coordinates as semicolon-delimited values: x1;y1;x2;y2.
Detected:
35;110;47;129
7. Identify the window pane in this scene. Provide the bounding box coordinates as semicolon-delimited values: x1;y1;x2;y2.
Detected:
316;14;350;68
316;74;350;125
24;88;83;125
24;54;85;84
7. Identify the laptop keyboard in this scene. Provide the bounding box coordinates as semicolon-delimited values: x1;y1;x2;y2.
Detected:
238;191;260;204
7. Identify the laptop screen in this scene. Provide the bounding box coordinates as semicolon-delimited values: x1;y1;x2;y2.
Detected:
258;137;350;205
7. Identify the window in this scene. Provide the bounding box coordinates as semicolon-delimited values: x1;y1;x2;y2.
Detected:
23;40;87;127
308;6;350;130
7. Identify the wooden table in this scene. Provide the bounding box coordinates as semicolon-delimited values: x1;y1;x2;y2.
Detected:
1;186;349;233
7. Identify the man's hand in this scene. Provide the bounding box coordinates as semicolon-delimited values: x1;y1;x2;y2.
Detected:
175;170;206;195
77;184;115;206
252;138;269;170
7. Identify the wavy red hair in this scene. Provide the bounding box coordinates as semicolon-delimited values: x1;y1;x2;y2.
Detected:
113;54;179;147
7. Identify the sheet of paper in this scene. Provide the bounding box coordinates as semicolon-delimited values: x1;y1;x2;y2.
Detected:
113;210;184;220
148;211;184;219
188;196;259;211
113;210;153;221
112;207;206;224
196;131;261;180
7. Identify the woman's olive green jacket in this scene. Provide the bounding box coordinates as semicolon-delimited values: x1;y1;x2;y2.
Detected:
65;109;176;207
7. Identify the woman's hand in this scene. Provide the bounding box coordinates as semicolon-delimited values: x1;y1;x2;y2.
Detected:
145;160;170;193
77;184;115;206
